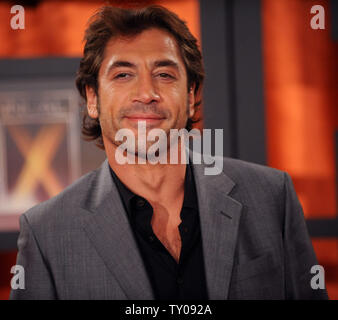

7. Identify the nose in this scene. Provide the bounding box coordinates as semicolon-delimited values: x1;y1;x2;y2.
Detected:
132;73;160;104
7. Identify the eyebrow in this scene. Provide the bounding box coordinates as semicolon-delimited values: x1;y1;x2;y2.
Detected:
153;59;179;71
106;59;180;75
106;61;136;75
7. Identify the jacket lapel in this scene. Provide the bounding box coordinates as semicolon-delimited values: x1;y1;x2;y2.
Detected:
81;159;154;299
192;158;243;299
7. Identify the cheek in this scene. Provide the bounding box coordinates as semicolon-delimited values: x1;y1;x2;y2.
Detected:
176;91;190;118
98;88;120;116
166;85;188;110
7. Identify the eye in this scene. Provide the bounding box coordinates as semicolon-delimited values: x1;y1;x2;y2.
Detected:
157;73;175;79
114;73;131;79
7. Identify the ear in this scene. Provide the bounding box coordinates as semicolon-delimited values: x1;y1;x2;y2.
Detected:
188;84;196;118
85;85;99;119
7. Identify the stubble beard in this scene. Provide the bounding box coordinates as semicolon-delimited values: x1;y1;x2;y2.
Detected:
98;98;191;160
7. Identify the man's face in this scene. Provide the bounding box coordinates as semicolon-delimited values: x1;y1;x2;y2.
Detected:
85;28;195;154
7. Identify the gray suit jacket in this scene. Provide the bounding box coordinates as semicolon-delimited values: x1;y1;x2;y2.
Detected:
10;157;328;300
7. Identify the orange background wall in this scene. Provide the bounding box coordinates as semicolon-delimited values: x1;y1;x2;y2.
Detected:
0;0;200;57
262;0;337;299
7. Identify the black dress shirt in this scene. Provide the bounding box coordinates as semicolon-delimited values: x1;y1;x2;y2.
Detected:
110;164;208;300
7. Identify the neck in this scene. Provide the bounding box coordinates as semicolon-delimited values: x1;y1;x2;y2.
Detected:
105;139;187;203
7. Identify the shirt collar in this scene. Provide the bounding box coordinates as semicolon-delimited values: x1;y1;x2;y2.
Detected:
109;163;198;218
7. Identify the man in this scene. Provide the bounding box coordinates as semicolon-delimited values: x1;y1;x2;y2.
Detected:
10;5;328;300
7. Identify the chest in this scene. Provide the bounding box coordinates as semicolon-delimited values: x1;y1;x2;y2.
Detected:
150;201;184;262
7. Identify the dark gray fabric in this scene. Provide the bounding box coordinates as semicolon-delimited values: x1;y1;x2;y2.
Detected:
10;156;328;300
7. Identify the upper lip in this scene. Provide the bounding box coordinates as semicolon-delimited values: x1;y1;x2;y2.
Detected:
124;113;165;119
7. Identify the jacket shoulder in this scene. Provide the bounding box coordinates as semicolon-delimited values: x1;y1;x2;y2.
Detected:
222;157;285;179
221;157;287;197
22;166;100;230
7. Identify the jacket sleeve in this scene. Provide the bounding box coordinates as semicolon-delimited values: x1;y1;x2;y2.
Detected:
283;172;329;300
9;214;57;300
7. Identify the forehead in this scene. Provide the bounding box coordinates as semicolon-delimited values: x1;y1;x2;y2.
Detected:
100;28;185;71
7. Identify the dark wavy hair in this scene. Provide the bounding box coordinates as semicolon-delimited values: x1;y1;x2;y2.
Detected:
76;5;204;149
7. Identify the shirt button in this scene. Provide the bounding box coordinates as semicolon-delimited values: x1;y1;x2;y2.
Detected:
177;277;183;285
136;198;145;208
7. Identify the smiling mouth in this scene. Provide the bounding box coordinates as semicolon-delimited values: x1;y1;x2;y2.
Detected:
124;114;166;121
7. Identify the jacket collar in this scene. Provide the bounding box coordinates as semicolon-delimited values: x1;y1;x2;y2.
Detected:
191;154;242;299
